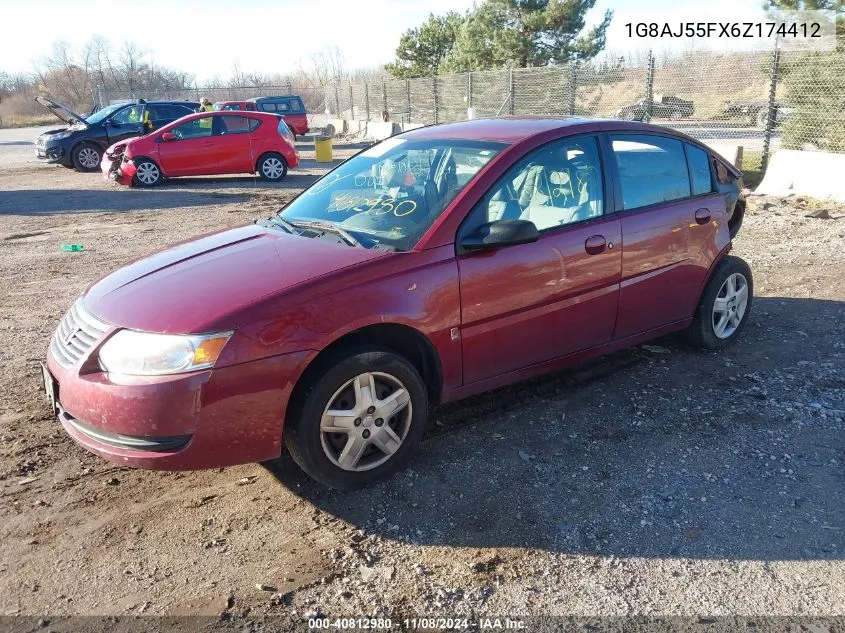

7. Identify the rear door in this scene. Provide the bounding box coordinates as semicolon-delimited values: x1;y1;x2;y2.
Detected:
157;115;216;176
457;135;622;384
212;115;255;173
607;133;723;339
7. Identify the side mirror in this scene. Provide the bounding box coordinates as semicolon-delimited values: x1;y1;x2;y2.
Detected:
460;219;539;253
160;132;176;142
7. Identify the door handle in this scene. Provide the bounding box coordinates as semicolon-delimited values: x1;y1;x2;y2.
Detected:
695;208;711;225
584;235;607;255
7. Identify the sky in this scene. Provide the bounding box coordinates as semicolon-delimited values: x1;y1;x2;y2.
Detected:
1;0;775;82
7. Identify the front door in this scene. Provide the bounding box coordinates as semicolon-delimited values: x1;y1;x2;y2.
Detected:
105;105;145;143
457;135;622;385
157;115;216;176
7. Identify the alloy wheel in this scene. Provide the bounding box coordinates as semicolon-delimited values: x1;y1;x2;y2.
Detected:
78;147;100;169
712;272;749;339
319;372;412;472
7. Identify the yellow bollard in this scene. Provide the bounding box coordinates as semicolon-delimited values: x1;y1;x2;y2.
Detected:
315;136;333;162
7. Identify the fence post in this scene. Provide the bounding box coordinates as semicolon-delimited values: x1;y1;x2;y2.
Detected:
646;50;655;120
364;82;370;121
433;76;439;124
382;81;388;117
334;82;341;117
508;68;515;115
761;45;781;175
406;79;411;123
349;83;355;120
467;72;473;109
568;61;577;115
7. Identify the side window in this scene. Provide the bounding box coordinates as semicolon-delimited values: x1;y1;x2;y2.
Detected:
110;106;138;124
246;103;256;111
290;99;302;112
610;134;690;209
686;144;713;195
217;115;251;135
465;136;604;234
276;101;291;112
260;103;276;112
171;117;214;139
249;118;262;131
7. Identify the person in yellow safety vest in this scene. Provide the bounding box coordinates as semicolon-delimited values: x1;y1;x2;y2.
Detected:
197;97;213;129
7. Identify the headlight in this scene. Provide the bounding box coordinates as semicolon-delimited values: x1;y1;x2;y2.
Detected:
51;131;75;140
98;330;233;376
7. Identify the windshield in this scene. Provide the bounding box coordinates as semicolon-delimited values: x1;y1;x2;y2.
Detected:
85;103;128;125
279;138;505;251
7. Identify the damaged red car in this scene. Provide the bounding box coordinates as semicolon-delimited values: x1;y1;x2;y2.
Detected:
45;117;751;489
102;111;298;186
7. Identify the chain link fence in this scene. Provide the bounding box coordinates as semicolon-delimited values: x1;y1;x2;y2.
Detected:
95;43;844;175
325;45;843;174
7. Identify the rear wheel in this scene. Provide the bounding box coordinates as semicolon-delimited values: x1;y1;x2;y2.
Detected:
258;153;288;181
688;256;753;350
71;143;101;172
284;348;428;489
133;159;162;187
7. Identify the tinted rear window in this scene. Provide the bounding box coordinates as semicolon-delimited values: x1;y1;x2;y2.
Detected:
610;134;691;209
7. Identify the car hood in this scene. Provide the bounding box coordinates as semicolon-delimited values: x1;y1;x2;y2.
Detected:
35;96;87;126
83;224;388;333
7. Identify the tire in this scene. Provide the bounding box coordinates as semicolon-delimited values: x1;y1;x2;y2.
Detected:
688;255;753;350
70;143;101;172
755;109;768;128
133;158;162;187
284;348;429;489
257;153;288;181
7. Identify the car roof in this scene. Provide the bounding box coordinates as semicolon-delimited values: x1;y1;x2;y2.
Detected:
397;116;688;143
143;101;199;106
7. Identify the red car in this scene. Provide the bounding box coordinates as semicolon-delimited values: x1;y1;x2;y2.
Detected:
102;111;299;187
214;97;310;138
45;117;751;489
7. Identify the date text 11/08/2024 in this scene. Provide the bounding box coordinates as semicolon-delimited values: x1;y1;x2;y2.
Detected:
307;617;526;630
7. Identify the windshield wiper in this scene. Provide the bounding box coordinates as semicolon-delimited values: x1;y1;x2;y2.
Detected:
286;219;364;248
256;216;298;234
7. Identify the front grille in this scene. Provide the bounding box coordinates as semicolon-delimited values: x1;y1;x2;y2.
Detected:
50;299;110;368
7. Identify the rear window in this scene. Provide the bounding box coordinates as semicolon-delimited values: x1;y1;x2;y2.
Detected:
610;134;691;209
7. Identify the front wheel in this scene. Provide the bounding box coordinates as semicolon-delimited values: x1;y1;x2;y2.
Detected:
258;153;288;181
133;159;162;187
688;256;753;350
71;143;101;172
284;349;428;489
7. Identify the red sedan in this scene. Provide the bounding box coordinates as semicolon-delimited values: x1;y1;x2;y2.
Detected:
45;117;751;489
101;111;299;187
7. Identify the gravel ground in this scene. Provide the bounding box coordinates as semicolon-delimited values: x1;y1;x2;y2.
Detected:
0;127;843;625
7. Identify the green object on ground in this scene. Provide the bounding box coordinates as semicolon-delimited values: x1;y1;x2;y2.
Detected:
61;244;84;252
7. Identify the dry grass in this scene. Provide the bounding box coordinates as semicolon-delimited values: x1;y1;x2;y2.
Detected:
0;114;59;128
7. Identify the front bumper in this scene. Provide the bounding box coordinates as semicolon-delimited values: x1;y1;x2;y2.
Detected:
45;344;313;470
101;154;136;186
35;142;70;165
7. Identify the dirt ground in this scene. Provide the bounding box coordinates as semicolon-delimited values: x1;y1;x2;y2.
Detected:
0;127;843;627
